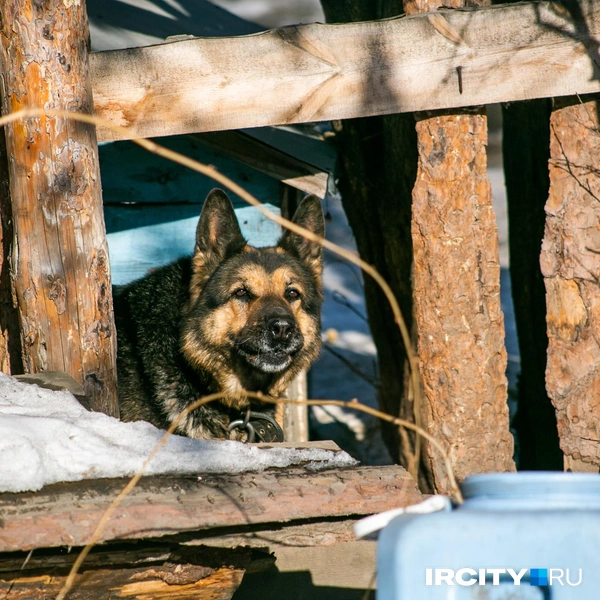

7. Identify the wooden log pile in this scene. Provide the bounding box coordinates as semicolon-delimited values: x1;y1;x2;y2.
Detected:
0;464;422;598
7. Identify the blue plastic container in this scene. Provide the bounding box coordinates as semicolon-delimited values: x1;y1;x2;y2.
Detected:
377;472;600;599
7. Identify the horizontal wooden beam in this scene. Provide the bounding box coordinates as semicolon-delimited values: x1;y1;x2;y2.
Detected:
0;465;422;553
90;1;600;142
194;131;329;198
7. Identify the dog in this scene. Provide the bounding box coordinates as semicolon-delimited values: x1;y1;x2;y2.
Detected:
114;188;324;441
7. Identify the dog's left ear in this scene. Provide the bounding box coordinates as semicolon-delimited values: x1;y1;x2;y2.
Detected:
279;195;325;277
194;189;246;264
190;190;246;299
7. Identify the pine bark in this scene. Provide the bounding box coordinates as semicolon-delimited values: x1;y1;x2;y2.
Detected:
411;108;515;491
0;0;118;414
405;0;515;491
322;0;515;491
540;94;600;469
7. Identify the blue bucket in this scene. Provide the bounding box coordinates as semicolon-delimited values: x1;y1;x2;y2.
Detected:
377;472;600;599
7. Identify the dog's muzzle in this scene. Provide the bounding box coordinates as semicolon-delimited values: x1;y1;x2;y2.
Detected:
236;314;304;373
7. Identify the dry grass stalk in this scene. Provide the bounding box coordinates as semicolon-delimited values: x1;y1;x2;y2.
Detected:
0;109;463;600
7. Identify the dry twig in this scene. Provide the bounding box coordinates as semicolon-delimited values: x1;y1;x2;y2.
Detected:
0;108;462;600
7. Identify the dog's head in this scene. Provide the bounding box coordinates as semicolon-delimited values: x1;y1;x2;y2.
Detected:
182;189;324;403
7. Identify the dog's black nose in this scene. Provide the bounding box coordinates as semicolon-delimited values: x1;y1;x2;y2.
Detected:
268;317;294;341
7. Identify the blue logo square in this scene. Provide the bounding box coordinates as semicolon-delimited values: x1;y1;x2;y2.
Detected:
530;568;549;586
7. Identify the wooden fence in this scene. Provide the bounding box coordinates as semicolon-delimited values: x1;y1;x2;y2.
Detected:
90;1;600;140
1;0;599;493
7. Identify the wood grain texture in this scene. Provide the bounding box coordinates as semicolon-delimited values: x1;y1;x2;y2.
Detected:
0;466;422;553
0;0;118;414
540;94;600;469
0;565;244;600
411;110;515;491
408;0;515;493
89;1;600;142
188;518;360;549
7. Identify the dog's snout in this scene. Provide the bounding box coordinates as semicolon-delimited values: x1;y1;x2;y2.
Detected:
268;317;295;341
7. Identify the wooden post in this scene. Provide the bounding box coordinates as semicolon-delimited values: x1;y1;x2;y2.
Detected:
280;185;309;442
0;0;118;415
406;1;515;492
540;94;600;471
319;1;422;479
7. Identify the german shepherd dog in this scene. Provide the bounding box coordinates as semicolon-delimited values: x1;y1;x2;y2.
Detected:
114;189;324;440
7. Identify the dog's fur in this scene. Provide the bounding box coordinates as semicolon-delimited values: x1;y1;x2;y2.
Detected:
114;189;324;440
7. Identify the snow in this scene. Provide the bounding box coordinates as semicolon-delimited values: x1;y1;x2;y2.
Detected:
0;372;357;493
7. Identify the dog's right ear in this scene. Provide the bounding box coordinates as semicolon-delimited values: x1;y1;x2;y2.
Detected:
191;189;246;294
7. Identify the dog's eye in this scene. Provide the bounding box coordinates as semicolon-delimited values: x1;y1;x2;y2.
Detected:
233;288;248;299
285;288;301;300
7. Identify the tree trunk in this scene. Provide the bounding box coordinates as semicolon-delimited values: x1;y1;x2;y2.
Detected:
320;2;420;476
405;0;514;491
322;0;516;490
0;0;118;415
540;94;600;470
502;99;563;470
411;107;516;491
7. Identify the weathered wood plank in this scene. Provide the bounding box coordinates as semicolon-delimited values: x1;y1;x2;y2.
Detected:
238;540;377;597
540;94;600;470
0;0;118;414
98;136;281;206
195;131;329;198
187;518;360;549
105;203;282;285
0;541;273;573
0;465;422;553
90;1;600;142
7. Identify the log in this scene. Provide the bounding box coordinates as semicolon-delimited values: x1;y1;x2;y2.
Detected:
0;466;422;553
0;0;118;414
0;568;244;600
0;545;251;600
407;0;515;493
411;109;516;490
0;543;270;600
320;0;420;478
540;94;600;470
88;1;600;142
